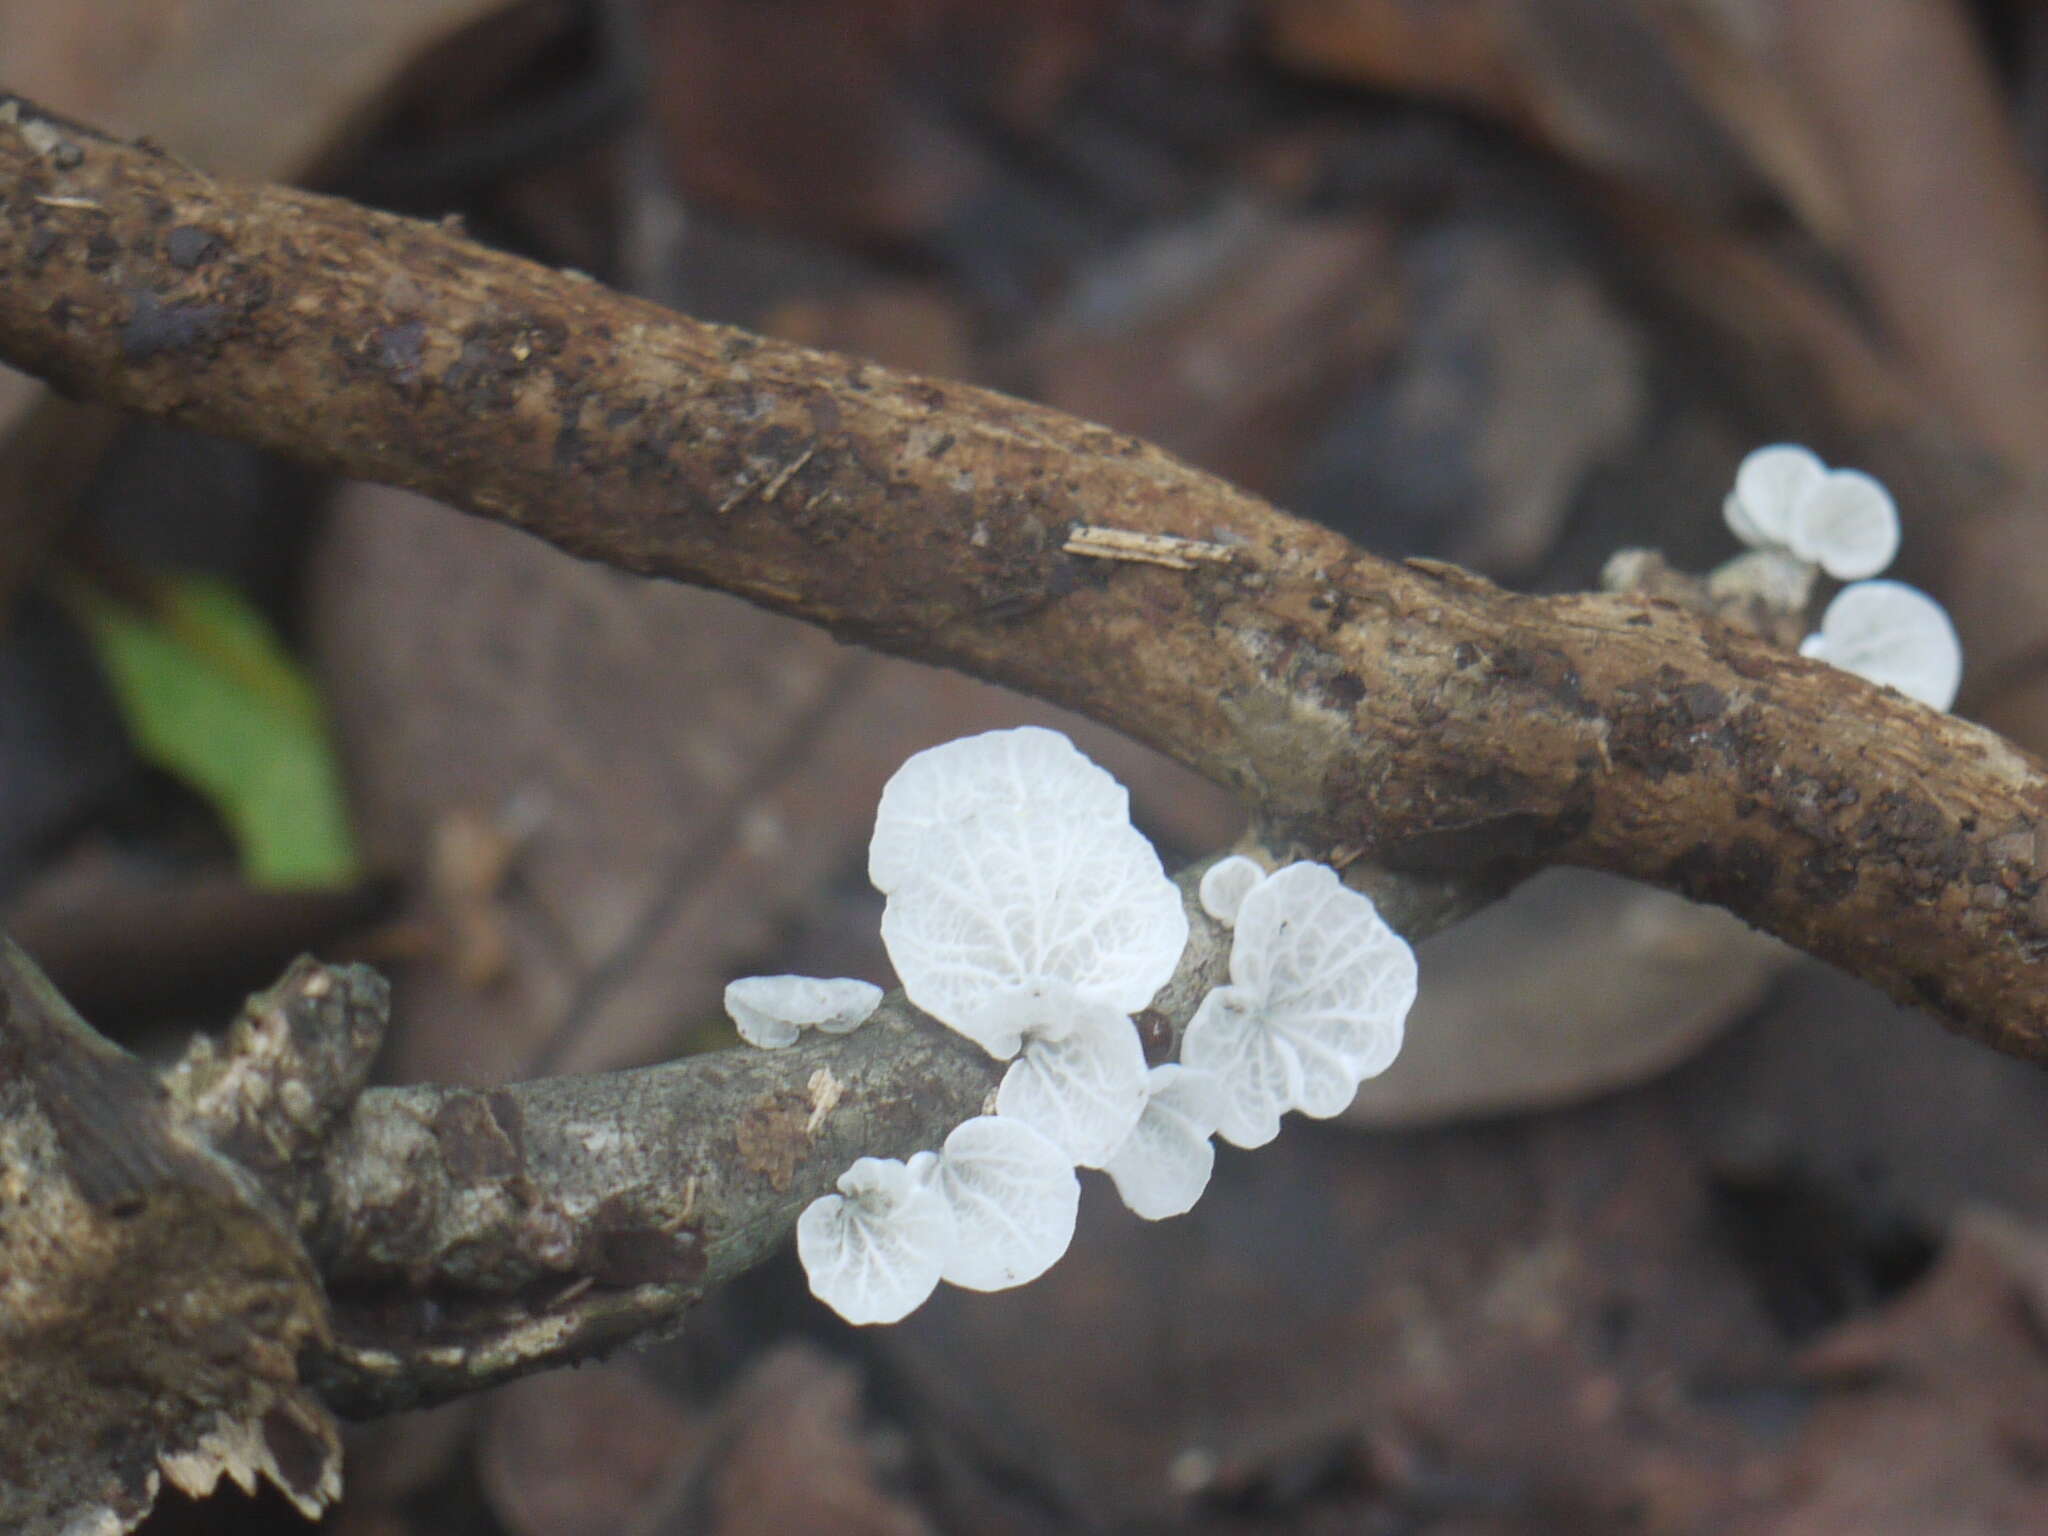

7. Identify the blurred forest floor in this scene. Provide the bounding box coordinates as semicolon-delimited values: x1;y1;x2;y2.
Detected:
10;2;2048;1531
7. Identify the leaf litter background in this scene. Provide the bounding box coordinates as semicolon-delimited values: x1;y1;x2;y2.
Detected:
9;1;2048;1531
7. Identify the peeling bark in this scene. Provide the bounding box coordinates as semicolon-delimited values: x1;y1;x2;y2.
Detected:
307;870;1237;1413
0;940;345;1533
0;873;1240;1422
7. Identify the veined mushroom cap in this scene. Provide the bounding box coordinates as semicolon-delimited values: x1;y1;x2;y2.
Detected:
1788;469;1900;581
796;1156;956;1325
1101;1064;1226;1220
1726;443;1826;549
724;975;883;1048
873;731;1188;1054
986;980;1150;1166
869;726;1131;893
1799;579;1963;712
929;1116;1080;1291
1183;863;1418;1148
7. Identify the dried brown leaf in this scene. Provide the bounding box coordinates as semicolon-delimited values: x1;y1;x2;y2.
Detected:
310;484;1236;1084
1726;1212;2048;1535
478;1361;699;1536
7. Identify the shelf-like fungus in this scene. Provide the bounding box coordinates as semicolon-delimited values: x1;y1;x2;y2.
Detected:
1182;862;1417;1148
871;728;1185;1159
796;729;1425;1325
1790;469;1900;582
925;1116;1080;1291
975;979;1150;1165
1723;443;1901;581
1101;1065;1226;1220
872;734;1187;1056
1724;442;1823;550
868;725;1133;893
723;975;884;1048
795;1156;956;1326
1799;579;1963;712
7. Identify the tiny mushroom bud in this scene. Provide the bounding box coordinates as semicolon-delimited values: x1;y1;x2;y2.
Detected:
1706;548;1817;615
1725;444;1825;550
1799;579;1963;712
1102;1065;1226;1221
1787;469;1900;581
928;1116;1080;1291
1183;862;1417;1149
724;975;883;1049
796;1156;957;1325
1198;855;1267;927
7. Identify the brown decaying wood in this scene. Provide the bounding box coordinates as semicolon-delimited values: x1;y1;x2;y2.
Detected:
301;871;1235;1414
1;93;2045;1056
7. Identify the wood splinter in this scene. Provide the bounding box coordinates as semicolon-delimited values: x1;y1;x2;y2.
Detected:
1062;524;1237;571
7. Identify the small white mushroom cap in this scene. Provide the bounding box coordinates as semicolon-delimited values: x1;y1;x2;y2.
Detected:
1182;862;1418;1148
873;730;1188;1056
1799;579;1963;712
1725;444;1825;549
1198;855;1267;927
986;980;1150;1166
869;726;1131;892
724;975;884;1048
1788;469;1900;581
796;1156;956;1326
928;1116;1080;1291
1101;1065;1226;1221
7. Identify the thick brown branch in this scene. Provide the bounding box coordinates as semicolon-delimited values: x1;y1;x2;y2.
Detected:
2;96;2046;1054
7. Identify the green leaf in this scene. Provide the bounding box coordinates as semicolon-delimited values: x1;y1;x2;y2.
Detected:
63;568;362;890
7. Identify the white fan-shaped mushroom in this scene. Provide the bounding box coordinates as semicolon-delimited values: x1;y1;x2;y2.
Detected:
796;1156;957;1325
724;975;884;1048
1182;862;1418;1148
1787;469;1900;581
928;1116;1080;1291
1102;1065;1226;1220
1178;985;1296;1149
869;726;1132;893
988;981;1150;1166
1799;579;1963;712
1726;444;1825;549
874;741;1188;1056
1198;855;1267;927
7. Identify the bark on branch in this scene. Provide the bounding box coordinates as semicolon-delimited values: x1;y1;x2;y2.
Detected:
0;95;2044;1053
2;871;1238;1432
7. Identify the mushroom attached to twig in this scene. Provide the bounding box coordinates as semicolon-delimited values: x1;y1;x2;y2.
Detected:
1799;579;1964;711
723;975;883;1048
1183;862;1417;1148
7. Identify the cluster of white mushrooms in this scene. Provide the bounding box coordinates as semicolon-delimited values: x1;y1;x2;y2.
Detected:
725;726;1419;1325
720;443;1950;1325
1723;444;1963;710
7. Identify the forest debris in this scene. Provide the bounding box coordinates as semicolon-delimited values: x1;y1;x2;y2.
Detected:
1745;1210;2048;1531
1063;525;1236;570
0;939;344;1534
477;1361;698;1536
